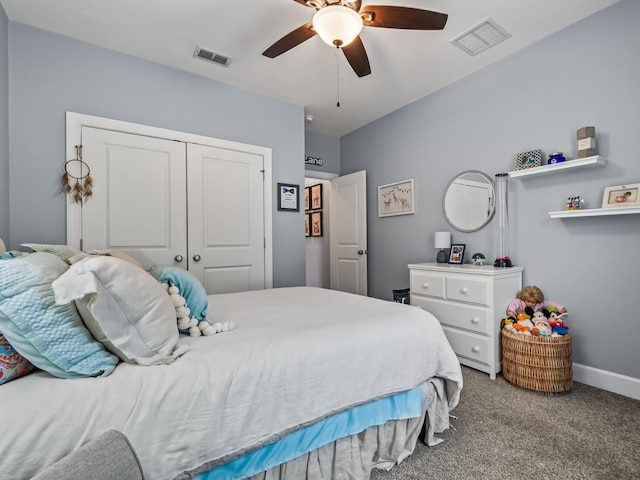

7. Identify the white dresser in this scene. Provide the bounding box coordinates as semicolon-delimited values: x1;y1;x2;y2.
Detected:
408;263;523;379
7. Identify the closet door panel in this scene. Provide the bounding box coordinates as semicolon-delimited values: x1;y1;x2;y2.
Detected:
80;127;187;268
187;144;265;294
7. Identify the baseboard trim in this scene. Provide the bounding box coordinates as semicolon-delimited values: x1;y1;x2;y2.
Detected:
573;363;640;400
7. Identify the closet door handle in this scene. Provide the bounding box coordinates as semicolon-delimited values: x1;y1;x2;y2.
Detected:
174;255;184;263
193;254;202;262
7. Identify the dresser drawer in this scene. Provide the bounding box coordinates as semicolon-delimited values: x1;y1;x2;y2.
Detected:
446;276;490;306
442;327;490;365
410;271;445;299
417;298;490;335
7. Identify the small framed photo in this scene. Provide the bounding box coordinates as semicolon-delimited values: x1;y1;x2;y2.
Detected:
310;211;323;237
448;244;466;264
304;187;311;211
601;183;640;208
310;183;323;210
305;213;311;237
277;183;300;212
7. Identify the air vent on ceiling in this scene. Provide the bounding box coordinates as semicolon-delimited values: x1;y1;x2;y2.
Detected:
193;46;232;67
450;18;511;56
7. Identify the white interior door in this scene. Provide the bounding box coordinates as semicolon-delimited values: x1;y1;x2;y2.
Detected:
187;143;265;294
80;127;187;268
330;170;367;295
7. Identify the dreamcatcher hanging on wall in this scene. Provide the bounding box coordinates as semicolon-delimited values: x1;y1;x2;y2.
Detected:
62;145;93;204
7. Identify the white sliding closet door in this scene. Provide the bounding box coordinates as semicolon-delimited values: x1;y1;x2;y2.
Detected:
187;144;265;294
80;127;188;268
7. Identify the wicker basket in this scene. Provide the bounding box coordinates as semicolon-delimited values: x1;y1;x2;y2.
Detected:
501;329;573;394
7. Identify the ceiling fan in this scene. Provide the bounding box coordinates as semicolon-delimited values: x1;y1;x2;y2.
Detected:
262;0;448;78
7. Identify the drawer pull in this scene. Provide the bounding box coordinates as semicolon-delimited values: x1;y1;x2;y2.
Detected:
471;346;480;353
470;317;480;324
460;287;469;294
422;283;429;289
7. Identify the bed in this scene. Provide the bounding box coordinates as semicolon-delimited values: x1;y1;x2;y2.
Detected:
0;249;463;480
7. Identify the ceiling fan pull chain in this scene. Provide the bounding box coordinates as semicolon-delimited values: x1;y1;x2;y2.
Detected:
335;47;340;107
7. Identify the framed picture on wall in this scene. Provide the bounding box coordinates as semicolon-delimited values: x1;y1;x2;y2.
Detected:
310;184;323;210
305;213;311;237
304;187;311;211
378;179;415;217
310;211;323;237
277;183;300;212
601;183;640;208
448;244;466;264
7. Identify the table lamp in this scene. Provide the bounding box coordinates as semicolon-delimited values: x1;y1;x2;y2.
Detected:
434;232;451;263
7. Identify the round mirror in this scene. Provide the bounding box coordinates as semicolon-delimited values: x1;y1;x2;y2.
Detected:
443;170;495;232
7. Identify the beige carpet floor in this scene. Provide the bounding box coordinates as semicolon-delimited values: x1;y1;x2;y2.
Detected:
370;366;640;480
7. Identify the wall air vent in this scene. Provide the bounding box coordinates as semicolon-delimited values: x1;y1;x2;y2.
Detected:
450;18;511;56
193;46;232;67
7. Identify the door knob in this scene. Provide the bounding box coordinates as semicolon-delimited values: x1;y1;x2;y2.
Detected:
174;255;184;262
193;254;202;262
357;250;364;255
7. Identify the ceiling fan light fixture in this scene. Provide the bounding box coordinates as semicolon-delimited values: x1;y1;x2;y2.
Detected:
313;5;363;47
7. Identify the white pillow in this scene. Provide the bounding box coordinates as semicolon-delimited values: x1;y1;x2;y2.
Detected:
52;255;187;365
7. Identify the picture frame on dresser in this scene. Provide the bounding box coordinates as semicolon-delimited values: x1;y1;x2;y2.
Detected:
448;244;466;264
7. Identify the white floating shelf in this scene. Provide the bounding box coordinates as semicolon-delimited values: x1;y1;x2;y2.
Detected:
549;206;640;218
509;155;606;179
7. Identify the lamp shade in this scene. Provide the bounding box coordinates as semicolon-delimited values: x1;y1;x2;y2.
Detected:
434;231;451;249
313;6;363;47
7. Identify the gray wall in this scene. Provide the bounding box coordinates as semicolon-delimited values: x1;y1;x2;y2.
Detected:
5;21;305;288
341;0;640;379
305;131;340;175
0;8;8;242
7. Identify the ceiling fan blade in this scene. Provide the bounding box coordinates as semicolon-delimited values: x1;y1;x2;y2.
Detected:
262;22;317;58
293;0;313;7
342;36;371;78
360;6;448;30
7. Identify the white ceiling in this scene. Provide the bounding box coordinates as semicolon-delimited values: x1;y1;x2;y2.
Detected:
1;0;620;136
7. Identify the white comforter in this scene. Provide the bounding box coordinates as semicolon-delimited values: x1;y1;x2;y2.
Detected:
0;287;462;480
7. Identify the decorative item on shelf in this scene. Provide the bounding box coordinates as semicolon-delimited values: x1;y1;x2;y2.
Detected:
434;231;451;263
62;145;93;205
601;183;640;208
471;253;486;266
448;243;466;264
577;126;597;158
548;152;566;164
494;173;513;267
565;196;585;210
515;150;542;170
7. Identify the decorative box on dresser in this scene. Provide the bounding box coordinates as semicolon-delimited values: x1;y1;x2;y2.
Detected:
408;263;523;379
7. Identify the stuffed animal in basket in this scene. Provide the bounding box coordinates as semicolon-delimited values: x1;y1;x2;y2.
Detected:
510;307;534;335
506;285;566;318
531;309;552;337
546;307;570;336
